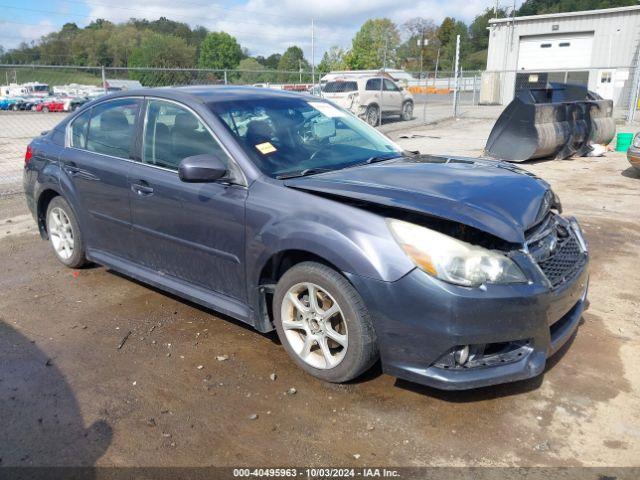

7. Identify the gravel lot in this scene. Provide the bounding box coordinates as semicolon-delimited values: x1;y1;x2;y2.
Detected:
1;114;639;467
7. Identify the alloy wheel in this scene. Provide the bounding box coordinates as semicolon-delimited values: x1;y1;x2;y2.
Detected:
280;282;348;369
403;102;413;120
48;207;75;260
366;107;379;126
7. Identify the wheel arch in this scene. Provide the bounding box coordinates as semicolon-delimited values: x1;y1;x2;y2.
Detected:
253;249;346;333
36;188;62;239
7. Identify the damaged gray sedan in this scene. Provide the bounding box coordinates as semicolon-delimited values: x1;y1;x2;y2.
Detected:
24;86;589;390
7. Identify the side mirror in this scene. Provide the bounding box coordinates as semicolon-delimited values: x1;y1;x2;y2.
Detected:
178;154;227;183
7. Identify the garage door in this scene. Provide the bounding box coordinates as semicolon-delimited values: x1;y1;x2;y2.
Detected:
517;33;594;71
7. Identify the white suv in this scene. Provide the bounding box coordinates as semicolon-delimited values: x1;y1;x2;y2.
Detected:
321;76;414;126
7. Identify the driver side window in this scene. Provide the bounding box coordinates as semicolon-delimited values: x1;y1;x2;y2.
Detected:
142;100;230;171
383;79;400;92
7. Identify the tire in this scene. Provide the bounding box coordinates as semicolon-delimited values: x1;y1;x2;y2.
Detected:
273;262;378;383
46;196;87;268
365;104;380;127
401;101;414;121
42;106;49;113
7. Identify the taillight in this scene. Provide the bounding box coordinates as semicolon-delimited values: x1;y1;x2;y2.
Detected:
25;145;33;166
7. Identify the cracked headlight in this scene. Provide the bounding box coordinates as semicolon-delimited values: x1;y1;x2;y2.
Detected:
387;219;527;287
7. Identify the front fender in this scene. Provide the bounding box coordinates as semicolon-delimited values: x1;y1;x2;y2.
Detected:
245;179;414;295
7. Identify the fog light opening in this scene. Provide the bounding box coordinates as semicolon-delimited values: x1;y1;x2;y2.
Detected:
454;345;470;366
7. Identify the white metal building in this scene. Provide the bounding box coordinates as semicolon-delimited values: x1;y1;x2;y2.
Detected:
481;5;640;106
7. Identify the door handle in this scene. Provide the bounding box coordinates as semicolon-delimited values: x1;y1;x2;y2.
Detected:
63;162;80;175
131;182;154;196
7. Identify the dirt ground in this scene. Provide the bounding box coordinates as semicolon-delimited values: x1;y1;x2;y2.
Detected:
1;117;639;467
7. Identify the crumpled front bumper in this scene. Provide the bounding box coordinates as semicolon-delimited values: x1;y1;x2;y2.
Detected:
346;258;589;390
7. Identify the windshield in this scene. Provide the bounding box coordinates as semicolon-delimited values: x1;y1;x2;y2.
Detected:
323;81;358;93
209;96;403;178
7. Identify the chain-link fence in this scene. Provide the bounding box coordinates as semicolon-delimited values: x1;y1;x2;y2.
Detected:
1;63;639;193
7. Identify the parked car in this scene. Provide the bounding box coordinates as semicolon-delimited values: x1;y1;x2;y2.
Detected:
0;97;24;110
24;86;589;390
627;133;640;172
19;97;45;111
65;97;89;111
322;76;414;126
36;98;66;112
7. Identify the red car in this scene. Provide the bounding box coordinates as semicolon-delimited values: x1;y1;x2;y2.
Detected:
36;99;66;112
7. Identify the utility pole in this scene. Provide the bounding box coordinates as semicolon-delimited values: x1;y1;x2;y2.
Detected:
311;18;315;87
101;65;107;95
418;26;425;83
433;47;440;87
378;35;388;127
453;34;461;118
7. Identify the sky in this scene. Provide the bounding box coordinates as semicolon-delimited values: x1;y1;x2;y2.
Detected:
0;0;524;60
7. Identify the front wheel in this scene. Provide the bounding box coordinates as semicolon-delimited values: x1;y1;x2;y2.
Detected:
46;196;87;268
273;262;378;383
401;101;414;121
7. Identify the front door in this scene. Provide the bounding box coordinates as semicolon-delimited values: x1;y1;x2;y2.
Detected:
128;99;247;301
61;98;141;259
382;79;403;114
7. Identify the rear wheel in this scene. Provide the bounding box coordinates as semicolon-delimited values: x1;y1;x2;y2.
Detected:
273;262;378;383
365;105;380;126
42;106;49;113
46;197;87;268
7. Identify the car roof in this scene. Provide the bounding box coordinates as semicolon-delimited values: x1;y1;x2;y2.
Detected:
102;85;311;104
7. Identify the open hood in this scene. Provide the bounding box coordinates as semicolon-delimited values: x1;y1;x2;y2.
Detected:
284;155;552;244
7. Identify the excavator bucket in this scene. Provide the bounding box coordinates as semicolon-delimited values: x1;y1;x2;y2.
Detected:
484;83;616;162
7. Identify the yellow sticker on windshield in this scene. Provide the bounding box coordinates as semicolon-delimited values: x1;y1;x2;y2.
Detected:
255;142;277;155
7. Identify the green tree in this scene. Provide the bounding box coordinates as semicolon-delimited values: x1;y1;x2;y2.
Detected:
70;25;114;66
317;46;346;73
397;17;438;72
517;0;636;15
344;18;400;70
106;25;145;67
277;46;309;82
238;57;266;84
437;17;456;48
263;53;282;70
198;32;243;70
469;8;504;52
436;19;472;72
39;23;79;65
128;33;196;86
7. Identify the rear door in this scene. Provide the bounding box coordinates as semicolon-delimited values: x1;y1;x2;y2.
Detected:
61;97;141;259
321;81;359;110
127;98;247;300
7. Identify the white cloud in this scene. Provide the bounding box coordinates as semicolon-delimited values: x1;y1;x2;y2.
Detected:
80;0;518;58
1;20;57;49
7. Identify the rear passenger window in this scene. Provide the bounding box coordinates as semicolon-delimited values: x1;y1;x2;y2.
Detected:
142;99;230;171
70;109;91;148
86;99;140;159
